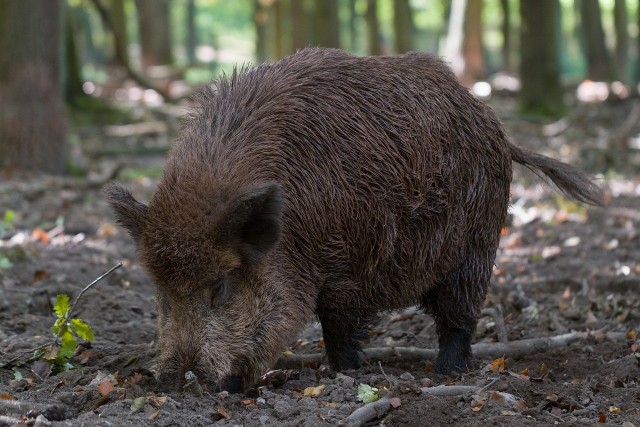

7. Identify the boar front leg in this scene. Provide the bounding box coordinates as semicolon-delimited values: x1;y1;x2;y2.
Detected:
317;308;367;371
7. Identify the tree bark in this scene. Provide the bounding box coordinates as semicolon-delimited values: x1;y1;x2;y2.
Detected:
254;0;269;62
460;0;484;85
614;0;628;82
519;0;564;116
500;0;511;72
65;6;85;105
580;0;612;81
109;0;129;68
134;0;173;69
186;0;197;66
393;0;414;53
366;0;381;55
0;0;68;174
314;0;340;48
348;0;358;52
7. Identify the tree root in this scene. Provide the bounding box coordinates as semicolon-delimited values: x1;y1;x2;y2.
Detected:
275;330;629;369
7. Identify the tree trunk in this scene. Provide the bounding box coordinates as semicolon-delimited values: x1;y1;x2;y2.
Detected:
443;0;466;74
500;0;511;72
314;0;340;48
254;0;269;62
0;0;68;174
614;0;628;82
110;0;129;68
519;0;564;116
393;0;414;53
366;0;381;55
580;0;612;81
135;0;173;69
186;0;197;66
348;0;358;52
65;7;85;105
460;0;484;85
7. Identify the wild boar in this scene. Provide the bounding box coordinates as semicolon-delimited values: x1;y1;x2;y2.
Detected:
105;48;602;392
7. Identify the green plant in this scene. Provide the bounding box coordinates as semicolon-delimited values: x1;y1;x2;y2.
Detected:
45;294;95;372
0;209;15;234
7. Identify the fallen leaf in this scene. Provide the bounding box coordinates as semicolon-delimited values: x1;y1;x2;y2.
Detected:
490;356;505;372
32;229;50;244
148;396;167;408
598;412;606;423
98;380;115;397
546;393;559;403
608;406;621;413
322;402;341;408
628;330;638;341
303;384;325;398
149;410;160;420
501;410;517;416
0;394;15;400
389;397;401;408
217;408;231;419
508;371;529;381
241;399;256;406
32;269;51;283
514;400;528;411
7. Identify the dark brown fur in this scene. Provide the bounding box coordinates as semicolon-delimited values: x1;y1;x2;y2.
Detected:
105;48;603;391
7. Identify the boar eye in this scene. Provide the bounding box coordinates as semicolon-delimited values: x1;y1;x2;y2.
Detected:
210;278;228;308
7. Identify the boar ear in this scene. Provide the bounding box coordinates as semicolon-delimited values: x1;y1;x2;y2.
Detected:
218;183;283;265
103;182;148;242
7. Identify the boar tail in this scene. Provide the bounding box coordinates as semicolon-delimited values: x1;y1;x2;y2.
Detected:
509;144;604;206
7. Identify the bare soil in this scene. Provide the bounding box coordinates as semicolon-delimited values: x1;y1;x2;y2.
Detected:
1;100;639;426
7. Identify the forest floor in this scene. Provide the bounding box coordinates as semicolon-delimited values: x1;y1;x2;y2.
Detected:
0;96;639;426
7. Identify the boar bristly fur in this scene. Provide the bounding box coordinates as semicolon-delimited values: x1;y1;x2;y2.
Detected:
105;48;602;392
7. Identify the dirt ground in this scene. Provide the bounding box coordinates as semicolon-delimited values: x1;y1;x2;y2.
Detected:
1;98;640;426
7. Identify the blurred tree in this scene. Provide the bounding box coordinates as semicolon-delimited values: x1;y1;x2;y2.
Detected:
393;0;414;53
460;0;484;85
186;0;197;66
348;0;358;52
579;0;612;81
614;0;628;82
254;0;269;62
135;0;173;69
65;7;85;105
110;0;129;68
500;0;512;72
519;0;563;116
0;0;68;173
314;0;340;48
366;0;381;55
291;0;312;51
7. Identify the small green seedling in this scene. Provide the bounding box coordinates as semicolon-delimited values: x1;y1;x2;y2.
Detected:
357;383;380;403
0;209;15;233
0;255;12;270
45;294;95;372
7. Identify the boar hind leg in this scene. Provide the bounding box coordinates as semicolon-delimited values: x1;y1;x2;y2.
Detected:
317;309;367;371
422;258;492;375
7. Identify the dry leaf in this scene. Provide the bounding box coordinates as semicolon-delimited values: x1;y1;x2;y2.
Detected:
514;400;528;411
217;408;231;419
490;356;505;372
389;397;401;408
0;394;15;400
508;371;529;381
627;329;638;341
148;396;167;408
598;412;606;423
303;384;325;398
241;399;256;406
149;410;160;420
32;270;51;283
32;229;50;244
98;380;115;397
608;406;621;413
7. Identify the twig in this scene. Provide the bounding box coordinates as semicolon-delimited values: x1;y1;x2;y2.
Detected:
66;262;122;324
339;397;391;427
481;305;509;343
0;415;21;426
478;377;499;393
0;399;49;414
377;361;394;386
0;342;51;369
275;331;628;369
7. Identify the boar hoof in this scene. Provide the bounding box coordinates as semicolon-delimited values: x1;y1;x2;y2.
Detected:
219;375;244;394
